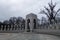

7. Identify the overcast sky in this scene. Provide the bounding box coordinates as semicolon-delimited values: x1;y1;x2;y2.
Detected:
0;0;60;21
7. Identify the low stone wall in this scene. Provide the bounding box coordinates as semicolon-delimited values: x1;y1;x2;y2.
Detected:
33;29;60;35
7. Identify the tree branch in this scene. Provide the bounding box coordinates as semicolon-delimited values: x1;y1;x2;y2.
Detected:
54;9;60;17
53;3;56;9
40;10;50;18
44;7;51;15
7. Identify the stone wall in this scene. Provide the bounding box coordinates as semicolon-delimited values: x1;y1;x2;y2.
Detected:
33;23;60;35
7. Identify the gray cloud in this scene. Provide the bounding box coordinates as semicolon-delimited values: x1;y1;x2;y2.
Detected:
0;0;60;21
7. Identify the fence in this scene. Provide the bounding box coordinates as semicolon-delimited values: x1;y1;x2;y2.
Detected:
38;23;60;30
0;24;25;33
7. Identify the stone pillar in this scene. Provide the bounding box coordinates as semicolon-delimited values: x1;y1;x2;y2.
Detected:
16;25;19;31
5;25;7;31
0;25;1;31
1;25;3;31
4;25;6;31
18;24;20;31
7;25;9;30
11;25;12;31
12;25;14;30
14;25;16;31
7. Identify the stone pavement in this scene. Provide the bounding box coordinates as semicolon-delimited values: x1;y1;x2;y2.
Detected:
0;33;60;40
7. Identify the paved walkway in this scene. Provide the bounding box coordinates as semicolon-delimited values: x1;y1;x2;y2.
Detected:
0;33;60;40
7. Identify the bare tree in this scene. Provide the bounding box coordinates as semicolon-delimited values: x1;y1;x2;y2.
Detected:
9;17;17;24
40;0;60;24
3;20;10;24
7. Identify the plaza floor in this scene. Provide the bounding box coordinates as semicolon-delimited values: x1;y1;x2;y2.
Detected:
0;33;60;40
